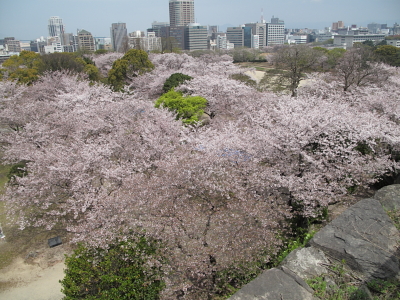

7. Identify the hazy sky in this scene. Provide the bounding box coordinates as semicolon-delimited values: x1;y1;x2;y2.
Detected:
1;0;399;40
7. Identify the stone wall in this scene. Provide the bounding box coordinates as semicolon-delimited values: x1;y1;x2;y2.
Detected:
229;184;400;300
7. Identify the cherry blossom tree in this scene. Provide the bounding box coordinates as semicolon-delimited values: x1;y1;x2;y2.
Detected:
1;55;399;299
91;52;123;77
334;46;391;91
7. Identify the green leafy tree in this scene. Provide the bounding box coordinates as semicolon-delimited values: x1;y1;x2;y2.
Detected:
61;236;165;300
94;49;109;55
231;47;262;63
312;47;329;54
162;73;193;93
38;52;102;83
108;49;154;91
376;39;387;46
375;45;400;67
39;52;86;73
155;89;207;124
84;64;101;82
2;50;42;84
312;47;346;70
326;48;346;69
362;40;375;48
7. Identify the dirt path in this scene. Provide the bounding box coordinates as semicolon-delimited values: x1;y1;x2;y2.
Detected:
0;240;69;300
0;260;65;300
244;70;265;83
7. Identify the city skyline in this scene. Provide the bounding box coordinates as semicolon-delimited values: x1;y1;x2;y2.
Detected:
1;0;399;40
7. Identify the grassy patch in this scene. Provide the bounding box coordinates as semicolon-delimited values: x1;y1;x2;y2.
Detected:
235;61;273;71
0;163;63;270
270;230;316;266
0;164;11;193
0;164;17;271
387;209;400;230
367;278;400;299
306;259;400;300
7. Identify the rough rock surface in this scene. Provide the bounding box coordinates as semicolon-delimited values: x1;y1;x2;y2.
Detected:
309;198;399;279
374;184;400;211
229;268;316;300
229;186;400;299
280;246;330;279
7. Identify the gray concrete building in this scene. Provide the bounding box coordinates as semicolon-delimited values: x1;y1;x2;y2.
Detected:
226;26;244;48
185;23;207;50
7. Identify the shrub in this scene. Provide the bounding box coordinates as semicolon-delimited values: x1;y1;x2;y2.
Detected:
162;73;193;93
61;236;165;300
155;89;207;124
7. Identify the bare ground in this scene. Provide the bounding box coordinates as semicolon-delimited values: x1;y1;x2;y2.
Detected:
0;233;72;300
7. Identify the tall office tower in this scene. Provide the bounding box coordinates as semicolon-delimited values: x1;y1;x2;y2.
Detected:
48;16;65;45
169;0;195;27
110;23;128;52
184;24;207;50
245;23;267;47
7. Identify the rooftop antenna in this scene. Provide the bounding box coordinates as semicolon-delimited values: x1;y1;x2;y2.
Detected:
261;8;265;23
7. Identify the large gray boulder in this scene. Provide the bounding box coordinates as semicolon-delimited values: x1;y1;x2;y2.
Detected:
374;184;400;211
229;267;316;300
280;246;330;279
309;198;399;280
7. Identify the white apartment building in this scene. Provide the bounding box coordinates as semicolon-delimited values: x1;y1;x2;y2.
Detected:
216;35;227;50
129;32;162;52
287;34;309;44
44;42;63;53
334;33;386;48
251;35;259;49
387;40;400;48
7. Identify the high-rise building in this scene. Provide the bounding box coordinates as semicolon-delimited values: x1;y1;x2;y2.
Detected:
265;17;285;46
245;23;266;47
226;26;244;48
148;21;170;37
169;0;195;27
110;23;128;52
185;24;207;50
77;29;95;52
48;16;65;45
